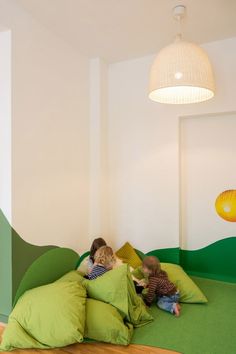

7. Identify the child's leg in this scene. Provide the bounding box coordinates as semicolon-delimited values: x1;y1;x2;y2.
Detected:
157;292;180;315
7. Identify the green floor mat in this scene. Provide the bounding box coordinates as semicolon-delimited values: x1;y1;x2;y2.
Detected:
132;277;236;354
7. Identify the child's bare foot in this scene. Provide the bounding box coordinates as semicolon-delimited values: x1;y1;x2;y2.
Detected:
173;303;181;317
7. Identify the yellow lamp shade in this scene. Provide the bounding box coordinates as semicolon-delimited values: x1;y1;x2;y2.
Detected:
149;39;215;104
215;190;236;222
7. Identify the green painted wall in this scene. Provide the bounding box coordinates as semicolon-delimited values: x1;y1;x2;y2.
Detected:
144;239;236;283
0;210;55;321
0;210;12;318
11;227;54;298
180;237;236;283
14;248;79;305
0;210;80;322
2;202;235;323
146;239;236;283
146;247;180;265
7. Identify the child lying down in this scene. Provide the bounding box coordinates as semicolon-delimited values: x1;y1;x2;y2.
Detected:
132;256;181;317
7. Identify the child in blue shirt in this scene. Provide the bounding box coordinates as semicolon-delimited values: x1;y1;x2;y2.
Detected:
88;246;115;280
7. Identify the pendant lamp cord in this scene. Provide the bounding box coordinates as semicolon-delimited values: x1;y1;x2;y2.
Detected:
173;5;186;41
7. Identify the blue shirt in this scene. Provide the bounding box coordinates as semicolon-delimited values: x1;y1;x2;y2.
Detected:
87;265;107;280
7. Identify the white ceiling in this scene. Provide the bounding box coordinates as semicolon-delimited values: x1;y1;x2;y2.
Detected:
16;0;236;62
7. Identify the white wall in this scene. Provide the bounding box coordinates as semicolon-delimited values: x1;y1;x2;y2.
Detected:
108;37;236;252
181;113;236;249
1;0;236;254
0;0;90;253
0;30;11;222
89;58;111;244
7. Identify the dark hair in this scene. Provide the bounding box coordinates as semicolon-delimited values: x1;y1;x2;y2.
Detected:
89;237;107;263
142;256;161;277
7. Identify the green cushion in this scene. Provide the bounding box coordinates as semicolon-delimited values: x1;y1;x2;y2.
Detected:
0;281;86;350
56;270;85;283
85;298;133;345
84;264;153;327
132;263;207;304
161;263;208;303
116;242;142;268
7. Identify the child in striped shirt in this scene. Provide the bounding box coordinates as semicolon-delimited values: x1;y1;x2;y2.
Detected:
87;246;115;280
142;256;181;316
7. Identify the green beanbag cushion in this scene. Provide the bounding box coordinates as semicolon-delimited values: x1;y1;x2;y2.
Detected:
85;298;133;345
161;263;207;303
84;264;153;327
56;270;85;283
132;263;207;304
0;281;86;351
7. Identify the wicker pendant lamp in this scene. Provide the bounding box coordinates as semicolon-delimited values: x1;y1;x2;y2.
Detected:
149;5;215;104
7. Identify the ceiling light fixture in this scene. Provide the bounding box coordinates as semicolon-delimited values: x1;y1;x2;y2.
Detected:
149;5;215;104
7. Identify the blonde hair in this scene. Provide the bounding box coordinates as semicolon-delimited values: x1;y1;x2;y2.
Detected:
94;246;115;268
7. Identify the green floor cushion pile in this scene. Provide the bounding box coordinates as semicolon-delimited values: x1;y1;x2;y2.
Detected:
85;298;133;345
0;259;207;351
0;281;86;351
132;263;207;303
56;269;85;283
84;264;153;327
0;265;152;350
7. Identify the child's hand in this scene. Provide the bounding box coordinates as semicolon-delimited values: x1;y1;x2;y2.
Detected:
138;279;147;287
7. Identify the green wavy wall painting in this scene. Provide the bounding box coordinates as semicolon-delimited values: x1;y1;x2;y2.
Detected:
142;238;236;283
0;210;12;321
1;206;236;323
77;238;236;283
14;248;79;305
0;210;79;322
180;237;236;282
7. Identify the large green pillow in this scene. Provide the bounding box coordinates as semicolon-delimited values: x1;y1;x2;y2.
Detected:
84;264;153;327
0;281;86;351
132;263;207;304
85;298;133;345
56;270;84;283
161;263;207;303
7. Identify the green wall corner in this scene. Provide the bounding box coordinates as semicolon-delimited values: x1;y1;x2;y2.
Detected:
0;210;12;318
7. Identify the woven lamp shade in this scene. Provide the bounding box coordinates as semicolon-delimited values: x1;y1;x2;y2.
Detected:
149;39;215;104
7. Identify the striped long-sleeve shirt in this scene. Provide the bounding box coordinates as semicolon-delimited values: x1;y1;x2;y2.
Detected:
87;265;108;280
145;270;177;306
